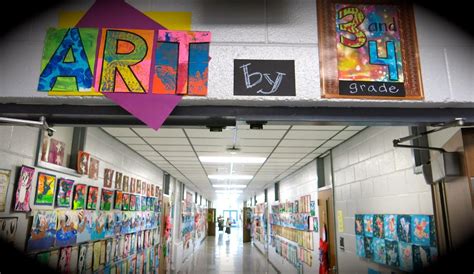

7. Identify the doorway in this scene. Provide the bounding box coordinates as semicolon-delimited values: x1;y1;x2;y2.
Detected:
318;187;337;274
223;210;239;227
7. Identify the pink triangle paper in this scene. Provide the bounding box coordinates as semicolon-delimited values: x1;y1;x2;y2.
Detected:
76;0;182;130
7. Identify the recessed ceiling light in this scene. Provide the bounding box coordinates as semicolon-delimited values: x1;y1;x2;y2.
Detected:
208;174;253;180
212;184;247;188
199;156;266;164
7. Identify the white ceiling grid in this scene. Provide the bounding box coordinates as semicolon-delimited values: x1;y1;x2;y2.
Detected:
102;125;365;201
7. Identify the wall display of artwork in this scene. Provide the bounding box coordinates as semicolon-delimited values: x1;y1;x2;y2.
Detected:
27;210;58;252
55;210;78;247
56;178;74;208
120;173;127;191
101;189;114;210
58;246;72;273
104;168;114;188
0;169;11;211
86;186;99;210
136;179;141;194
35;172;56;206
0;217;18;243
77;151;90;175
355;214;437;272
48;138;66;166
123;193;130;211
130;178;136;193
14;165;35;212
130;195;137;211
114;190;123;210
72;184;87;210
88;157;99;180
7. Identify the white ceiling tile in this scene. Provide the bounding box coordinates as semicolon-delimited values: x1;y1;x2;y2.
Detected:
145;156;165;161
118;137;147;145
145;138;189;145
321;139;344;147
238;130;286;139
237;124;290;130
138;151;160;156
193;146;226;152
102;128;138;137
239;139;280;147
159;151;196;157
274;147;314;153
291;125;345;130
278;139;324;147
270;153;308;158
346;126;367;131
128;144;153;151
191;138;232;146
133;128;185;138
185;129;234;138
238;147;274;153
152;145;193;152
285;130;338;140
332;130;359;140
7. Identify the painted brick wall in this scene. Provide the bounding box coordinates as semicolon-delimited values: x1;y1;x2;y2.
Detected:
332;127;433;274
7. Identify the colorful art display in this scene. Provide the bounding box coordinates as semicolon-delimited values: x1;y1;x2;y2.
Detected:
104;168;114;188
101;189;114;210
317;0;423;99
48;138;66;166
27;210;57;252
73;184;86;210
355;213;437;272
77;151;90;175
56;178;74;207
92;211;105;240
14;165;35;211
130;178;136;193
35;172;56;205
122;175;129;192
114;190;123;210
0;169;11;212
123;193;130;211
56;210;78;247
77;210;93;243
130;195;137;211
86;186;99;210
89;158;99;180
78;243;88;273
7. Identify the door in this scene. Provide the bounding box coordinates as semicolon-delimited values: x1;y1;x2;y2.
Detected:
243;207;252;243
223;210;238;226
318;188;337;274
208;208;216;236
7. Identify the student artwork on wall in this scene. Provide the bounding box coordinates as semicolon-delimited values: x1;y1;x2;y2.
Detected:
105;212;115;238
384;214;397;241
88;158;99;180
56;178;74;208
136;179;141;194
141;196;147;211
122;193;130;211
373;214;384;238
48;138;66;166
101;189;114;210
398;242;413;272
0;169;11;212
122;175;129;192
356;235;365;257
385;240;400;268
56;210;78;247
114;190;123;210
317;0;423;100
142;182;147;196
58;246;72;273
92;211;105;240
355;214;364;235
397;215;411;243
27;210;57;252
363;214;373;237
72;184;86;210
412;215;430;246
372;238;386;264
0;217;18;243
77;210;93;243
86;186;99;210
14;165;35;212
77;151;90;175
78;243;88;274
93;240;101;271
104;168;114;188
35;172;56;206
130;195;137;211
130;178;136;193
115;172;123;190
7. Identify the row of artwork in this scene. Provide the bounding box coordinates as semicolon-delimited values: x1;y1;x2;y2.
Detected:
27;210;160;252
272;225;314;251
272;236;303;273
35;235;160;274
271;196;315;215
12;165;160;212
270;213;315;231
355;214;437;272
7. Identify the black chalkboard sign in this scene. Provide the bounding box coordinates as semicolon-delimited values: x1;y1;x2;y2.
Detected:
234;59;295;96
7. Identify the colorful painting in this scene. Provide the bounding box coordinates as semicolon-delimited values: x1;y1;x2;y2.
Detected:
150;184;155;197
130;195;137;211
123;234;131;257
105;212;115;238
78;243;88;274
48;138;66;166
114;190;123;210
114;212;123;235
153;31;211;95
38;28;98;92
73;184;86;210
121;212;131;234
122;175;129;192
101;189;114;211
147;184;152;197
363;214;373;237
412;215;430;246
77;210;93;243
56;178;74;207
106;238;113;265
86;186;99;210
93;240;101;271
398;242;413;272
413;245;431;270
136;196;142;212
397;215;411;243
141;196;147;211
85;242;93;270
384;240;399;267
373;214;384;238
0;169;11;212
95;29;154;93
372;238;386;264
363;236;373;259
356;235;365;257
384;214;397;241
155;185;160;198
34;172;56;205
58;246;72;273
130;178;136;193
429;216;437;247
27;210;57;252
89;157;99;180
136;179;141;194
56;210;78;247
130;233;137;254
91;211;105;240
77;151;90;175
0;217;18;243
317;1;423;100
104;168;114;188
355;214;364;235
123;193;130;211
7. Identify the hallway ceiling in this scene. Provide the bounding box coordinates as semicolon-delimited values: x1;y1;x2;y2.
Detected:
102;124;365;201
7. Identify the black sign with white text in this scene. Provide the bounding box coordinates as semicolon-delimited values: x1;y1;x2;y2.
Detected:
339;80;405;97
234;59;295;96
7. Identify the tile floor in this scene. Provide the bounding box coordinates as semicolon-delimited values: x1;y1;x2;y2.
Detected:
177;226;278;274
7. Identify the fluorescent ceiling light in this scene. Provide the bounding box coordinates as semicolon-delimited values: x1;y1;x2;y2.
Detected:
213;184;247;188
199;156;266;164
215;190;243;193
208;174;253;180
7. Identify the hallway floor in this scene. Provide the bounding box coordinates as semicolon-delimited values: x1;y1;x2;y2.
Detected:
177;227;278;274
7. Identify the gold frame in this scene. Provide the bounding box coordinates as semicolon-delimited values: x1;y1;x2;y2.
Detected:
317;0;424;100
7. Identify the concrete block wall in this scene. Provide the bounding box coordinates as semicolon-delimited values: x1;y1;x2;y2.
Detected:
265;160;319;274
332;127;433;274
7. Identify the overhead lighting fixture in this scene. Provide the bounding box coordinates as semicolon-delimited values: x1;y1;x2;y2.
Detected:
212;184;247;188
215;190;243;193
199;156;266;164
208;174;253;180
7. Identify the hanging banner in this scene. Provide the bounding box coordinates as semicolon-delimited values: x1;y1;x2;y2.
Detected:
317;0;423;100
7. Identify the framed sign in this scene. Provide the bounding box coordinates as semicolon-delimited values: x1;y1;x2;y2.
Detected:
318;0;423;99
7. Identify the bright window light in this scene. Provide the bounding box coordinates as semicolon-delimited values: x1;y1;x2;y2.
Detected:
208;174;253;180
215;190;243;193
199;156;266;164
212;184;247;188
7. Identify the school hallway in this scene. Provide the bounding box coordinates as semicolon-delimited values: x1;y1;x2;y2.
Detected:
177;226;278;274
